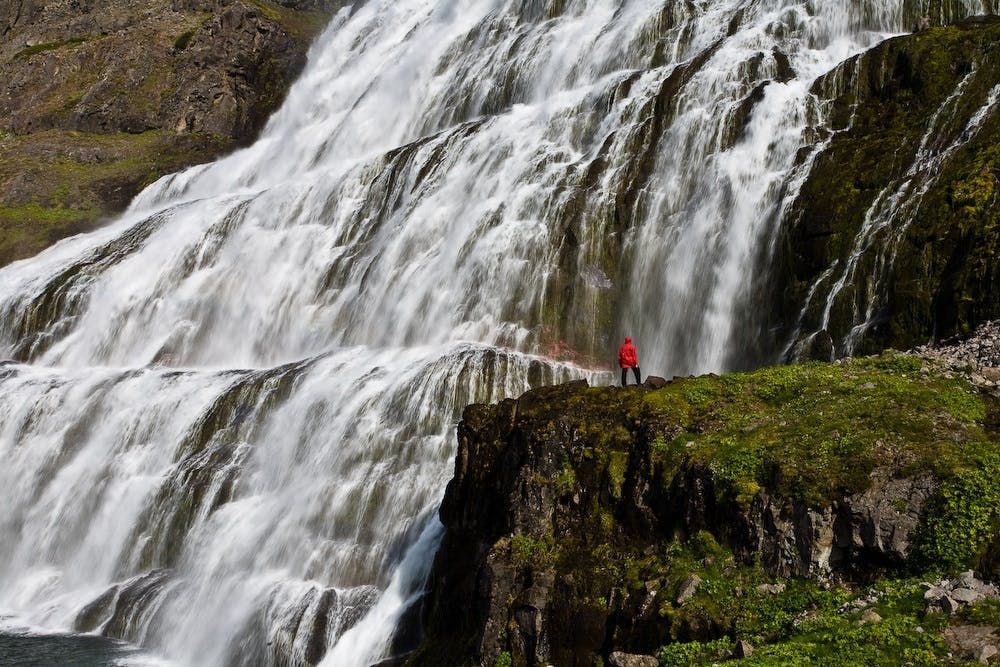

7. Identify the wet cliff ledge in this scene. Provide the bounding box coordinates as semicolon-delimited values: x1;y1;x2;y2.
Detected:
0;0;346;266
412;353;1000;666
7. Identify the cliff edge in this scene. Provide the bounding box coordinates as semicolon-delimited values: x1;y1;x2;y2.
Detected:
412;351;1000;665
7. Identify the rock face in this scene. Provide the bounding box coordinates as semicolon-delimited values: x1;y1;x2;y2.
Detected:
411;355;1000;665
774;18;1000;359
0;0;341;265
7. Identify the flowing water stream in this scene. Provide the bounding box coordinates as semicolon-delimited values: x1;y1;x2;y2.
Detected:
0;1;993;665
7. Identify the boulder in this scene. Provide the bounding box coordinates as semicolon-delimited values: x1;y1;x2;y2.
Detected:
608;652;658;667
643;376;669;389
732;640;754;658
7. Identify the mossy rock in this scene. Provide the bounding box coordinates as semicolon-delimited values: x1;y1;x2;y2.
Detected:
774;17;1000;357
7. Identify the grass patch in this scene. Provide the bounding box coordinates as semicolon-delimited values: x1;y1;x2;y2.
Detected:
245;0;332;42
14;36;95;60
643;353;991;509
0;129;228;265
173;30;197;51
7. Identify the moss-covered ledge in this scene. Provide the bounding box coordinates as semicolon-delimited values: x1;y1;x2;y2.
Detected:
409;354;1000;666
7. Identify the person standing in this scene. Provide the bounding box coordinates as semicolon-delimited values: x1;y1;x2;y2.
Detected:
618;336;641;386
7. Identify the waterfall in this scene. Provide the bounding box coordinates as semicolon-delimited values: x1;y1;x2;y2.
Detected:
0;1;991;665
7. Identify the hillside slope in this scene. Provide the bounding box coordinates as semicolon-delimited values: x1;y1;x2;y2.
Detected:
0;0;343;265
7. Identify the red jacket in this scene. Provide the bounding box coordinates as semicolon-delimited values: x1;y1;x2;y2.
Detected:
618;337;638;368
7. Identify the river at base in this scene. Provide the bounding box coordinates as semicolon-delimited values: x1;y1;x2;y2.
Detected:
0;620;170;667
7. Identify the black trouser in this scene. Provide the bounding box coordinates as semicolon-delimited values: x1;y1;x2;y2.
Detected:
621;366;641;386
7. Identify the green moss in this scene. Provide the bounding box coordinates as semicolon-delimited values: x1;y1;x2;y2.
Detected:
14;36;95;60
509;532;557;571
913;445;1000;571
780;18;1000;353
607;450;628;498
554;458;577;496
493;651;512;667
173;30;196;51
246;0;331;42
642;354;991;507
0;129;228;265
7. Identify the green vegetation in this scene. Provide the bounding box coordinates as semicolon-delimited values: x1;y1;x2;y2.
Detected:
964;598;1000;627
509;532;558;570
247;0;332;42
14;36;96;60
655;569;953;665
914;446;1000;571
640;353;992;512
656;638;731;666
0;129;227;265
173;30;197;51
487;354;998;664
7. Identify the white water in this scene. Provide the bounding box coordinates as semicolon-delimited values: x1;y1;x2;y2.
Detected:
0;1;991;665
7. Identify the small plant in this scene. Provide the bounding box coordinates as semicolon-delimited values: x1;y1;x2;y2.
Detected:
510;532;556;570
494;651;512;667
174;30;196;51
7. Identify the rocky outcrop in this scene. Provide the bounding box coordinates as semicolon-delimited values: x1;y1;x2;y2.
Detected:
410;354;1000;666
773;17;1000;359
0;0;342;265
915;320;1000;394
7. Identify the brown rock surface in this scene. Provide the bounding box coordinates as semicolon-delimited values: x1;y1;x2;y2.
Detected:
0;0;340;265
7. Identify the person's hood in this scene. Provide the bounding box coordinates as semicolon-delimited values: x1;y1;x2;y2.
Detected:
624;337;631;344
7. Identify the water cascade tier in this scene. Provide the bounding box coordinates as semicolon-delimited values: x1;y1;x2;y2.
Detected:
0;1;995;665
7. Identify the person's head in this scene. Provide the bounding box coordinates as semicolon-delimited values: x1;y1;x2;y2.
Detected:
624;336;632;344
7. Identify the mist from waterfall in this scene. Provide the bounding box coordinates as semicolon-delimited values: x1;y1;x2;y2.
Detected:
0;1;992;665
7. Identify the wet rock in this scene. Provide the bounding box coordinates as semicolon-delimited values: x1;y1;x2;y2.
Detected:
608;652;658;667
643;376;669;389
777;16;1000;356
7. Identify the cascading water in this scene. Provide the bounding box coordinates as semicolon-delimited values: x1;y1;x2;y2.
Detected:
0;1;992;665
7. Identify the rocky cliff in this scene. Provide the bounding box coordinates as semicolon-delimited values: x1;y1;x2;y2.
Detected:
411;350;1000;666
0;0;345;265
774;17;1000;359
